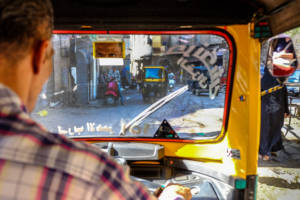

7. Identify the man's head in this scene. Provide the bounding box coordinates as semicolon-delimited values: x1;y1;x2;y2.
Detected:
0;0;54;112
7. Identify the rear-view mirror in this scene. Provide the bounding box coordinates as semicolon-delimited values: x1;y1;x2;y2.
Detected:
266;35;298;77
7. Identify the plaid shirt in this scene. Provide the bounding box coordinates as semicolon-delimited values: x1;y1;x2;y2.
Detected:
0;84;157;200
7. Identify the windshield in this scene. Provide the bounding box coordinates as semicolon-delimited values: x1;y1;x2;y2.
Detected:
32;32;231;140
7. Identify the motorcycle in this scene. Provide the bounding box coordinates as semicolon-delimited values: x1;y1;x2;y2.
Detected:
168;73;176;92
104;79;120;105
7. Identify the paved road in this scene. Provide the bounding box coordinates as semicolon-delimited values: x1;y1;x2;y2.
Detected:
32;85;225;138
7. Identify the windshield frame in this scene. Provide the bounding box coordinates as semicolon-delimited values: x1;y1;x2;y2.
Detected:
53;28;236;143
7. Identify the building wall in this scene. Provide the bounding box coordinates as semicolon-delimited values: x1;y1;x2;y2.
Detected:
52;35;71;93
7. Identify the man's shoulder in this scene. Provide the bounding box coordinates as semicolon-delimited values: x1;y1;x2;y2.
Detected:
47;134;127;184
0;117;125;185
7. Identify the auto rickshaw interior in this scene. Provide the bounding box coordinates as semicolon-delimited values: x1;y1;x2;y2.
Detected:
37;0;300;199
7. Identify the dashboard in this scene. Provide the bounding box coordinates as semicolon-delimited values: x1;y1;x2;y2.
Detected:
92;142;238;199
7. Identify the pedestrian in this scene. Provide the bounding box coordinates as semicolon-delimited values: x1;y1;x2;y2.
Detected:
259;67;290;161
111;67;124;104
121;65;131;87
109;66;121;83
118;82;125;105
0;0;191;199
259;36;294;161
100;71;109;84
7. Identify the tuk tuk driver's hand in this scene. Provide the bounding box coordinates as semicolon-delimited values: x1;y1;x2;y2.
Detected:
158;184;192;200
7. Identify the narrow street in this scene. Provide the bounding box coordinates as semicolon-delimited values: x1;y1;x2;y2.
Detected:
32;84;225;138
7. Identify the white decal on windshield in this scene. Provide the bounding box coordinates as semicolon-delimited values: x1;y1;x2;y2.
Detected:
57;123;113;136
96;124;113;133
74;126;84;134
86;122;96;132
167;44;224;99
192;70;208;89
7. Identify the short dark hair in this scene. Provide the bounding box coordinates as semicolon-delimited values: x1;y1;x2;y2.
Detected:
0;0;53;60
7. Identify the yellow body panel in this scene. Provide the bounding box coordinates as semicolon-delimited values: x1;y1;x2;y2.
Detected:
144;78;165;82
144;66;165;69
224;24;261;177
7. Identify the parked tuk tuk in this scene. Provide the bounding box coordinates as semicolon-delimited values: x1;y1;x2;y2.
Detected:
189;66;210;95
142;66;168;102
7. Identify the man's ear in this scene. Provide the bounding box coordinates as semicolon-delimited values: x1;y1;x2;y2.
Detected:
33;40;50;74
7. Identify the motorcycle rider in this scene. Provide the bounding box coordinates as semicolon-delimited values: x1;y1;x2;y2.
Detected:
109;67;121;83
108;67;124;105
168;71;176;90
168;72;175;80
106;76;124;105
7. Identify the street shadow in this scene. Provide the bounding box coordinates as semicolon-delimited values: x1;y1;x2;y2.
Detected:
258;159;300;168
258;134;300;168
283;126;300;140
194;92;210;97
258;176;300;189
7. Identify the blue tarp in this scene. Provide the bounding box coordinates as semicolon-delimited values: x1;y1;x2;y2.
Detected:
145;68;162;79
